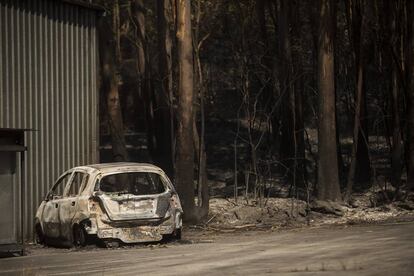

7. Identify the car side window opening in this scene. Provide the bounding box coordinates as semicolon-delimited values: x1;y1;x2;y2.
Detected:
66;172;89;197
99;172;165;195
49;172;71;199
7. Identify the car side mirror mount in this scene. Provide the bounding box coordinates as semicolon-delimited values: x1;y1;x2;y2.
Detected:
45;194;53;201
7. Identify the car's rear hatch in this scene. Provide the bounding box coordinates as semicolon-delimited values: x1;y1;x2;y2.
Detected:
97;171;171;221
98;192;171;221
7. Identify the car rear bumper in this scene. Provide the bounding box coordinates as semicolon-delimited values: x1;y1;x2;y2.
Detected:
90;212;178;243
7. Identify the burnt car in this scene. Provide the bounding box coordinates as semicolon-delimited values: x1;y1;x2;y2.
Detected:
35;163;183;247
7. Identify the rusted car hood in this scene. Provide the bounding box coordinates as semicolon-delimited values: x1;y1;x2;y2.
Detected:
98;192;171;221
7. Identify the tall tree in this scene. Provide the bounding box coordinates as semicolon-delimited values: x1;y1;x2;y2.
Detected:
291;0;306;189
317;0;341;201
406;0;414;191
176;0;196;222
387;0;403;189
345;0;370;199
156;0;175;178
131;0;155;160
276;0;296;183
100;0;128;162
193;0;209;219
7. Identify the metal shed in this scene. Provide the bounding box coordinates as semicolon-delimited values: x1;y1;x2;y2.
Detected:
0;0;100;240
0;128;31;255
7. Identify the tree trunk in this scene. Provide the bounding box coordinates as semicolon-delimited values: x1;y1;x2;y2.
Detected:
193;119;208;219
407;0;414;191
291;0;306;190
256;0;275;118
345;0;370;199
391;67;402;188
276;0;296;182
317;0;341;201
194;0;209;219
355;91;371;184
131;0;154;159
176;0;196;222
100;0;128;162
388;1;403;189
156;0;175;178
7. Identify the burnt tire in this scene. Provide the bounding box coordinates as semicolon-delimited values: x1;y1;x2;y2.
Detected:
35;224;45;245
164;228;182;242
73;225;87;247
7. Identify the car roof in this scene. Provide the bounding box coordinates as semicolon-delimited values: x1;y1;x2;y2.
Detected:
78;162;164;174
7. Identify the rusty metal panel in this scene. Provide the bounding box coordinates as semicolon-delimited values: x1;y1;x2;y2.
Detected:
0;0;99;240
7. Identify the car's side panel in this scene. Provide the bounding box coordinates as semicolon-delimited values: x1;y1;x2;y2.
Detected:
40;170;74;239
59;170;90;241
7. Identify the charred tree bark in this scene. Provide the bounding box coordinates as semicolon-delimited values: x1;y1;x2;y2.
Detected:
291;0;306;189
156;0;175;178
256;0;275;119
345;0;370;199
176;0;196;222
317;0;341;201
276;0;296;182
131;0;154;160
406;0;414;191
193;0;209;220
100;0;128;162
193;119;208;219
348;0;371;186
388;1;403;189
391;66;402;188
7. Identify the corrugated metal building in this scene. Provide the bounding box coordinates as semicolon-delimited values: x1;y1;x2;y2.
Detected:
0;0;100;240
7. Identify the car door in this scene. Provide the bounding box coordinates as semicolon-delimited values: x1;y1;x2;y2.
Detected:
59;170;89;241
41;171;73;238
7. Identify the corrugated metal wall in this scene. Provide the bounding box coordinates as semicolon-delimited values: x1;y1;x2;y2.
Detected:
0;0;99;240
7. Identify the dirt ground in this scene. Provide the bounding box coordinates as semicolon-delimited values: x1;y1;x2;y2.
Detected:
1;221;413;275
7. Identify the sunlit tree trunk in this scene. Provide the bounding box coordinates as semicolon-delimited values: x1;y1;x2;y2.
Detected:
176;0;196;222
317;0;341;201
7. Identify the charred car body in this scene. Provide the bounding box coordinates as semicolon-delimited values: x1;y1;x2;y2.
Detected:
35;163;183;246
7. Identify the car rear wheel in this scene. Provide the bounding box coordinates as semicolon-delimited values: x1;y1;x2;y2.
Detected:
35;224;45;245
73;224;87;247
174;228;182;240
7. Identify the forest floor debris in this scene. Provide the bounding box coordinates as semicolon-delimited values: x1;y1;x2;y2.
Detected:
202;191;414;231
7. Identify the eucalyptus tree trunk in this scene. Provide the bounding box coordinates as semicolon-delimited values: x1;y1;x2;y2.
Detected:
193;0;209;219
156;0;175;178
176;0;196;222
100;0;128;162
388;1;403;189
276;0;295;182
317;0;341;201
406;0;414;191
345;0;370;200
131;0;155;158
